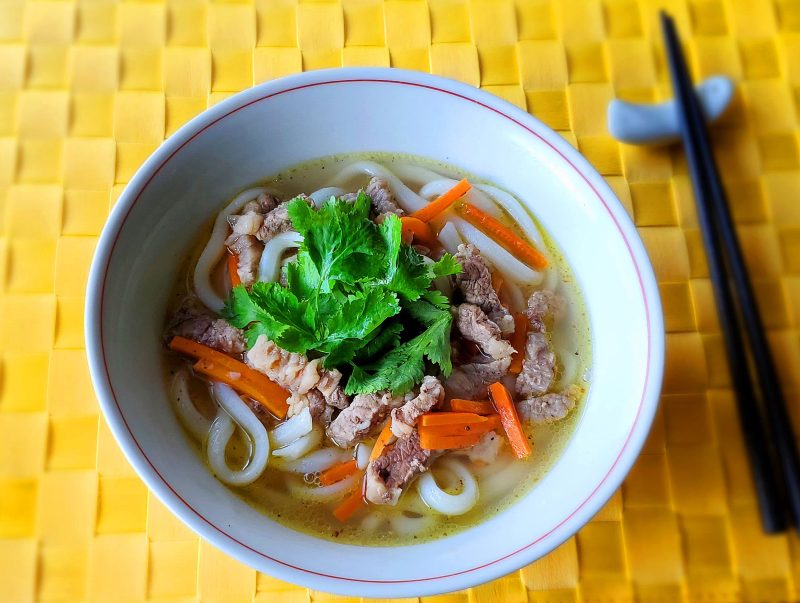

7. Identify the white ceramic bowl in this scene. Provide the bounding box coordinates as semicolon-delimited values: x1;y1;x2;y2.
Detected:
86;68;664;597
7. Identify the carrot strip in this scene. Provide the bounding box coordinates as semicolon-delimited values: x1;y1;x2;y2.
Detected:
489;382;531;459
448;399;496;415
227;252;241;287
193;358;289;419
419;415;501;437
400;216;437;248
169;337;289;418
169;336;243;369
509;313;528;375
369;420;396;461
420;431;484;450
332;478;366;523
411;178;472;223
491;271;504;295
419;412;490;427
458;203;548;270
319;459;358;486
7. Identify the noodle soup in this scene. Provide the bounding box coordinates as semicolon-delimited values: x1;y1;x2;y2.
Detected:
164;153;590;545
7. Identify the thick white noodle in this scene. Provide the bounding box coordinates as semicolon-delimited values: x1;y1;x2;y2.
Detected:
474;183;546;250
258;231;303;284
287;473;358;502
438;221;464;255
269;407;312;448
478;455;522;503
417;458;479;515
271;426;322;460
391;163;450;186
453;218;543;285
331;161;428;213
354;442;372;470
503;279;527;313
272;447;351;474
419;179;502;218
389;512;436;536
541;264;560;292
170;370;213;442
206;383;270;486
309;186;346;207
360;513;385;532
194;187;267;311
472;453;514;479
556;349;579;391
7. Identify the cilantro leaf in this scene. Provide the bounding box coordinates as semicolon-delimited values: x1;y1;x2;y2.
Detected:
389;244;432;301
377;214;402;283
402;291;451;326
431;252;462;277
223;195;461;396
223;284;290;348
288;194;385;291
224;282;316;353
344;311;452;395
316;289;401;367
353;322;404;363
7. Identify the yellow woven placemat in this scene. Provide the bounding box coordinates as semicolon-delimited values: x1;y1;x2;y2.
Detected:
2;0;800;601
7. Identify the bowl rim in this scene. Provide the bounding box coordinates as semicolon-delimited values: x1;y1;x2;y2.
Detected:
85;66;664;596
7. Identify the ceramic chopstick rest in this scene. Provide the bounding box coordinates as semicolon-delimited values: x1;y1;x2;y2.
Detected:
607;75;734;145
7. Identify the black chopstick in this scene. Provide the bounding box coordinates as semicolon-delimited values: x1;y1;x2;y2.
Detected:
661;12;800;533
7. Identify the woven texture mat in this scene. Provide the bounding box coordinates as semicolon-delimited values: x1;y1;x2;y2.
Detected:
2;0;800;601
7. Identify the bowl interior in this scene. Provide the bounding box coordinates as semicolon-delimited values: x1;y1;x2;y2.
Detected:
89;70;662;597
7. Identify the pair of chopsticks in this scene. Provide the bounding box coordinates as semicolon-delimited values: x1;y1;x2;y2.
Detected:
660;13;800;533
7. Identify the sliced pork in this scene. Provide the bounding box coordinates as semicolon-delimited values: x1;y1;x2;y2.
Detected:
517;385;581;424
445;356;512;400
515;332;555;397
366;177;404;218
255;195;312;243
167;298;246;355
463;430;504;464
225;233;262;286
454;244;514;334
455;304;515;360
525;289;562;332
391;376;444;438
246;335;348;417
515;290;561;397
365;430;431;505
326;391;406;447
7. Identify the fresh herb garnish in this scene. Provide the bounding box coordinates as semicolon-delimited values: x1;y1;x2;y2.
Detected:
223;193;461;394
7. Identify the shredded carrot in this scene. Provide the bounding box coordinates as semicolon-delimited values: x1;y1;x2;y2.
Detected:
458;203;548;270
411;178;472;223
420;431;484;450
491;271;504;295
193;358;289;419
227;252;241;287
400;216;437;248
332;477;366;522
369;420;396;461
419;415;501;438
419;412;492;427
489;382;531;459
448;399;496;415
509;313;528;375
169;336;289;418
319;459;358;486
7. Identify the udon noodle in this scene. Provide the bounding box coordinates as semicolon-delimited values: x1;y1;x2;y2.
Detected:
164;153;590;545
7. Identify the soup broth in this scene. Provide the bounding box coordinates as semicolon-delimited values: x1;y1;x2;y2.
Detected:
164;153;591;546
